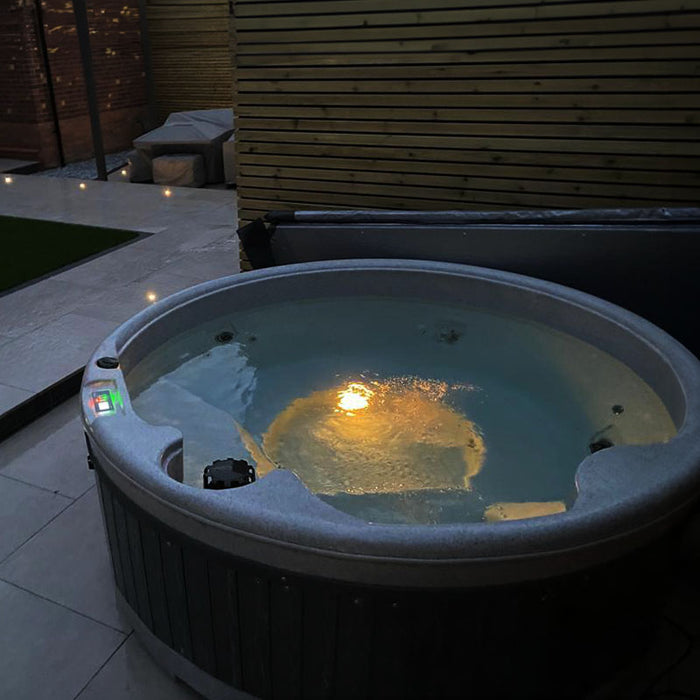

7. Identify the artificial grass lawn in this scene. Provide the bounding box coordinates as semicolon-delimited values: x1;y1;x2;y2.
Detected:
0;215;139;294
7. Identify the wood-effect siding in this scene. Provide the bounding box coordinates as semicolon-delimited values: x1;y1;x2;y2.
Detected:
232;0;700;223
146;0;233;120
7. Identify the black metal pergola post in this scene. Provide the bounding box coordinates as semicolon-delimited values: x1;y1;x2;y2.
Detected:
72;0;107;180
34;0;65;167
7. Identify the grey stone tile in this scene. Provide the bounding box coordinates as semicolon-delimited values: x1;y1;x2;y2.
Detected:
0;313;117;392
163;239;240;281
127;269;211;302
0;580;125;700
0;176;216;231
134;224;236;254
0;382;32;413
0;398;93;498
0;487;126;631
0;395;79;455
0;475;71;563
0;158;37;172
0;278;95;339
76;635;200;700
52;241;176;290
77;270;209;325
66;295;148;326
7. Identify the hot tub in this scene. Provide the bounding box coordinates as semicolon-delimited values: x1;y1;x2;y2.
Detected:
82;260;700;699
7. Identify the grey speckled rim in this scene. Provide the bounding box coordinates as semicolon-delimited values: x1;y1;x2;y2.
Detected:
82;260;700;586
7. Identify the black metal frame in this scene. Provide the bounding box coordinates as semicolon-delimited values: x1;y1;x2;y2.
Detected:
72;0;107;180
32;0;65;167
238;207;700;359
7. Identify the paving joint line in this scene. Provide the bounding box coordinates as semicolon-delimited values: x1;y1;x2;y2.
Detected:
0;575;128;637
0;470;85;499
72;633;132;700
0;479;78;567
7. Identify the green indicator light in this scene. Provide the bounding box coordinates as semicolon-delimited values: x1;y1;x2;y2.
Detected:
110;390;124;410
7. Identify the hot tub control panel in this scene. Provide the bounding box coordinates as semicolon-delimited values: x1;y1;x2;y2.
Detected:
85;380;124;419
92;391;114;414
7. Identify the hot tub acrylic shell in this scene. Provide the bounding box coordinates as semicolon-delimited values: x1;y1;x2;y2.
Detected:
81;260;700;699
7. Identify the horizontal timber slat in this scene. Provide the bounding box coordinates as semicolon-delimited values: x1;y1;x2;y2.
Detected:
240;0;686;16
236;141;698;172
235;106;698;125
237;14;699;44
238;118;698;140
238;165;700;197
236;30;700;55
147;6;228;19
241;175;696;205
236;93;700;109
232;0;700;216
237;154;700;186
235;1;700;32
236;61;700;79
149;18;229;32
236;45;700;67
235;0;664;16
239;185;687;210
238;130;700;156
151;32;230;45
239;78;698;93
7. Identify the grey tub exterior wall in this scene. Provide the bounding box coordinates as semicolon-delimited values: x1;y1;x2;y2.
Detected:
92;451;674;700
82;260;700;589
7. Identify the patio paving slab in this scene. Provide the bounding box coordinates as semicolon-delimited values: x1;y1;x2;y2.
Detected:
0;383;32;413
50;242;178;290
0;397;92;498
0;486;125;632
0;278;100;340
0;174;239;424
0;474;72;563
0;313;118;394
76;635;199;700
0;579;125;700
75;269;215;325
0;158;39;174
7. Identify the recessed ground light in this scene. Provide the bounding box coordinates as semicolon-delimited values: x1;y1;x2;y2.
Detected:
79;182;87;190
163;188;172;197
146;291;157;303
3;176;12;184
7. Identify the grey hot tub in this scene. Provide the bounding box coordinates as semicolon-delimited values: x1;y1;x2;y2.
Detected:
81;260;700;699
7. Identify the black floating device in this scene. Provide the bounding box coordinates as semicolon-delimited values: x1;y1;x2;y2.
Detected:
203;458;256;489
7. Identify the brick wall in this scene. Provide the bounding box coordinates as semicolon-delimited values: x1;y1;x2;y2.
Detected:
0;2;51;160
0;0;148;167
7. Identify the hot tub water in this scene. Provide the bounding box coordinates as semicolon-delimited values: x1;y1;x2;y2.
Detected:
127;296;676;525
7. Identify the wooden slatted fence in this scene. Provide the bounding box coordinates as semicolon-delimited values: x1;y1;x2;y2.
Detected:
231;0;700;224
146;0;234;121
